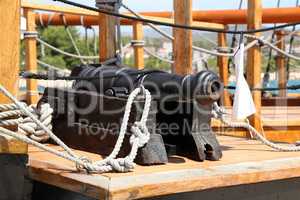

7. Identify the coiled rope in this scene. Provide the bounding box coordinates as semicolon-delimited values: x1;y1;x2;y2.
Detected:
0;103;53;143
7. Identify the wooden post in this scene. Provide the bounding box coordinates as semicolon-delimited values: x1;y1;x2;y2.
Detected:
98;13;116;62
173;0;193;75
0;0;27;154
247;0;263;136
276;31;287;97
0;0;20;103
24;9;39;105
217;32;231;106
133;22;145;70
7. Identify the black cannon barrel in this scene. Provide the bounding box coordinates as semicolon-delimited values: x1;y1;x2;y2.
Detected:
71;65;223;100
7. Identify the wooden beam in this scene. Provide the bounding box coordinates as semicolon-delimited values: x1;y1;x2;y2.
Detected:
0;0;20;103
22;1;300;25
33;12;226;30
133;22;144;69
173;0;193;75
99;13;116;62
0;0;27;154
276;31;287;98
138;7;300;24
22;0;99;16
246;0;263;137
217;32;231;107
24;9;39;105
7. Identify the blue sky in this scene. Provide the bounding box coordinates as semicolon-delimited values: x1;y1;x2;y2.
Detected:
33;0;300;11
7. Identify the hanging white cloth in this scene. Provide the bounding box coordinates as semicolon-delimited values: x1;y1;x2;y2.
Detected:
232;43;256;120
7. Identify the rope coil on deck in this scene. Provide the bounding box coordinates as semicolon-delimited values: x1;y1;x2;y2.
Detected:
0;103;53;142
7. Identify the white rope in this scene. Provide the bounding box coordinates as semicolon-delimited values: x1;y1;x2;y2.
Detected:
212;103;300;152
246;35;300;61
0;84;152;173
37;59;71;75
37;38;99;59
65;25;87;64
0;103;53;142
144;48;174;64
0;84;78;158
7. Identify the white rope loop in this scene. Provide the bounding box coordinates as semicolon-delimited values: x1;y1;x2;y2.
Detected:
89;86;152;173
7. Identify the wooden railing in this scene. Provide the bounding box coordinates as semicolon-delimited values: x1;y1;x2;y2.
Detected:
20;0;293;138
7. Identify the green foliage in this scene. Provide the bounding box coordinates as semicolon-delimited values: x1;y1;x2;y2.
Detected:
36;26;98;70
145;57;171;71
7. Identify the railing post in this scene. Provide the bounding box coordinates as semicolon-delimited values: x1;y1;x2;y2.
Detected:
97;1;117;62
173;0;193;75
24;9;39;105
247;0;263;136
217;32;231;106
276;30;287;97
0;0;28;152
133;22;145;69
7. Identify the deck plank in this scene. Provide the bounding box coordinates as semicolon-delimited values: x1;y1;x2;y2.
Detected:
28;136;300;200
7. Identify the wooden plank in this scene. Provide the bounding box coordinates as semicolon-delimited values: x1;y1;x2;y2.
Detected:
99;13;116;62
22;1;99;16
24;9;39;105
134;15;225;30
139;7;300;24
246;0;263;137
276;31;287;98
212;106;300;143
217;32;231;106
21;2;300;25
27;136;300;200
133;22;144;69
173;0;193;75
0;0;27;154
0;0;20;103
0;133;28;154
33;12;226;30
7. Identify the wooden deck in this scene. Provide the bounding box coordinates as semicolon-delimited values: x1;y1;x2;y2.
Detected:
27;136;300;200
212;106;300;143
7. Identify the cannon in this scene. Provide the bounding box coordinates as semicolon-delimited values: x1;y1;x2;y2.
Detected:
38;64;223;165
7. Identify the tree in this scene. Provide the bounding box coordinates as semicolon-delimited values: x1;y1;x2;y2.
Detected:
37;26;98;70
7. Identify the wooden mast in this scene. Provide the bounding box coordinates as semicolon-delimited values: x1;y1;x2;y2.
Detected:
217;32;231;106
0;0;27;153
247;0;263;136
276;30;287;98
98;2;117;62
173;0;193;75
0;0;20;103
133;22;145;69
24;9;39;105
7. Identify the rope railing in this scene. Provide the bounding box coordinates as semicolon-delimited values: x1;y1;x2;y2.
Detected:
37;59;71;75
143;48;174;64
213;103;300;152
37;38;99;59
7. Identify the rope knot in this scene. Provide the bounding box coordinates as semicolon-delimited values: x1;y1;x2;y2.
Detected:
130;122;149;148
107;158;134;172
76;156;93;172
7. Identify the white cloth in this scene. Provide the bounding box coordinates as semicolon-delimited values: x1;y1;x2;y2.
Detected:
232;43;256;120
20;16;27;40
